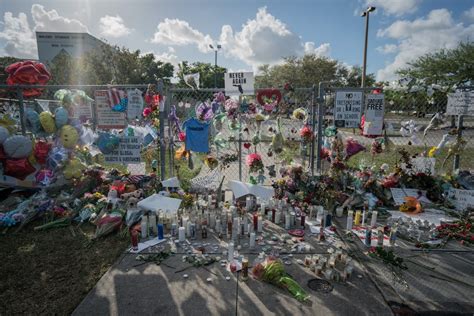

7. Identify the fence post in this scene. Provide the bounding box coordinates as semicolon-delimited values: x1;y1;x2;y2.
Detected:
16;88;26;135
315;83;325;174
167;88;174;177
310;85;316;175
453;114;463;171
156;80;166;181
238;95;242;182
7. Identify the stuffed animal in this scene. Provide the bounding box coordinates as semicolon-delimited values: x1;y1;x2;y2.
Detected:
3;135;33;158
25;109;41;133
63;158;86;179
59;125;79;149
121;189;144;200
0;126;10;145
39;111;56;134
55;107;69;129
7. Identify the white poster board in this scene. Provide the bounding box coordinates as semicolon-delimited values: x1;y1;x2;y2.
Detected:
446;90;474;116
227;180;274;201
334;91;363;128
448;189;474;211
94;90;126;129
104;136;141;164
225;72;254;96
126;89;144;120
363;93;384;135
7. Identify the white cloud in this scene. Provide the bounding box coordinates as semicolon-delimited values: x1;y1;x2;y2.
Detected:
376;44;398;54
376;9;474;81
149;7;330;70
365;0;422;16
31;4;88;32
463;7;474;22
150;18;213;53
304;42;331;57
99;15;131;38
154;48;178;66
0;12;36;58
0;4;88;58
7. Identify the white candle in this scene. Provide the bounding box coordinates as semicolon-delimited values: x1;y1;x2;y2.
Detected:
257;216;263;233
336;207;344;218
346;211;353;231
141;216;148;238
232;217;239;240
285;214;291;229
149;214;157;235
362;210;366;226
228;242;234;262
178;226;185;242
186;221;192;237
370;211;378;227
260;203;266;215
183;217;188;235
275;210;281;224
215;219;221;233
210;215;216;229
246;196;252;211
250;232;256;248
267;209;272;221
243;217;248;234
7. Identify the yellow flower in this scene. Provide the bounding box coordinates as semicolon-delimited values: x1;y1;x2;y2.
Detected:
428;146;438;158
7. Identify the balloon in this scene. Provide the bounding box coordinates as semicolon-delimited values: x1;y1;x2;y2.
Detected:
54;107;69;128
4;158;36;180
195;102;214;121
0;126;10;144
25;109;41;133
47;147;68;170
256;89;282;106
5;61;51;98
3;135;33;158
39;111;56;134
59;125;79;149
34;140;51;165
214;132;229;149
63;158;86;180
98;133;120;154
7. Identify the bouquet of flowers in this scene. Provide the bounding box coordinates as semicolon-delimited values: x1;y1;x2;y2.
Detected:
246;153;264;173
252;257;309;302
299;125;313;143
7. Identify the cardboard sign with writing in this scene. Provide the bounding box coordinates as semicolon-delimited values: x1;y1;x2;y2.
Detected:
446;90;474;116
224;72;254;96
126;89;144;120
104;136;141;164
95;90;126;129
363;93;384;135
334;91;363;128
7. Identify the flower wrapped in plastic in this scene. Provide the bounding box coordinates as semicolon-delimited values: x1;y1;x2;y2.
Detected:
94;213;123;239
246;153;264;173
252;257;309;302
299;125;313;143
345;137;365;160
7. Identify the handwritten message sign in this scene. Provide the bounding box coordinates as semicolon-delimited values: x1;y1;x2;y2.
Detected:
334;91;363;128
104;136;141;164
446;90;474;116
126;89;144;120
94;90;126;129
448;189;474;211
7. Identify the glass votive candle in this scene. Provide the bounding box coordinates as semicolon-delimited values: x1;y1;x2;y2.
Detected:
336;207;344;218
320;257;327;269
328;255;336;268
315;264;323;276
312;254;320;264
304;255;312;267
345;265;354;279
323;268;334;280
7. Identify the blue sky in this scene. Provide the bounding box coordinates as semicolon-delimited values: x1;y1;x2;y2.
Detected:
1;0;473;81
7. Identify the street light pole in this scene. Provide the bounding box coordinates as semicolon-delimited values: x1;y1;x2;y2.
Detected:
209;44;222;88
361;6;375;88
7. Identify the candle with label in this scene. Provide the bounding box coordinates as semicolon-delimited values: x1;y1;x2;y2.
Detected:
370;211;378;227
249;232;256;248
347;211;353;230
157;223;164;240
285;213;291;229
141;216;148;238
215;219;221;233
178;226;185;242
228;242;234;262
354;210;361;226
149;214;157;236
257;216;263;233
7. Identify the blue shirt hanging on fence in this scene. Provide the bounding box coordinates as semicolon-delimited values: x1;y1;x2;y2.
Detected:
182;117;210;153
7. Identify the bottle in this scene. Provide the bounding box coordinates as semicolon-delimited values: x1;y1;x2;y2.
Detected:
242;257;249;281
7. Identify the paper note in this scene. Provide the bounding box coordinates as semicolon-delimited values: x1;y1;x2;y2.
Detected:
448;189;474;211
390;188;428;205
162;177;180;188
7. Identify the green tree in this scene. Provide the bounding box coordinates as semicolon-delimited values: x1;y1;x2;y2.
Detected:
177;61;227;88
255;54;374;88
0;56;21;84
397;42;474;88
338;65;376;87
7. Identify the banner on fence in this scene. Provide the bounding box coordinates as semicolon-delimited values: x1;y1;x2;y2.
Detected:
334;91;363;128
363;93;384;135
94;90;127;129
446;90;474;116
225;72;254;96
104;136;141;164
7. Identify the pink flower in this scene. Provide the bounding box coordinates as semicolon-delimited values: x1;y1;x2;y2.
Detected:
246;153;262;166
143;107;152;117
178;132;186;142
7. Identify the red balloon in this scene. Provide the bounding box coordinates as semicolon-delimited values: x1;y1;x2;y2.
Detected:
5;61;51;98
4;158;36;180
34;140;51;165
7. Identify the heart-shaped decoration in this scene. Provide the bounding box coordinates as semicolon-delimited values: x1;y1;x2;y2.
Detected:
243;143;251;149
257;89;282;106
